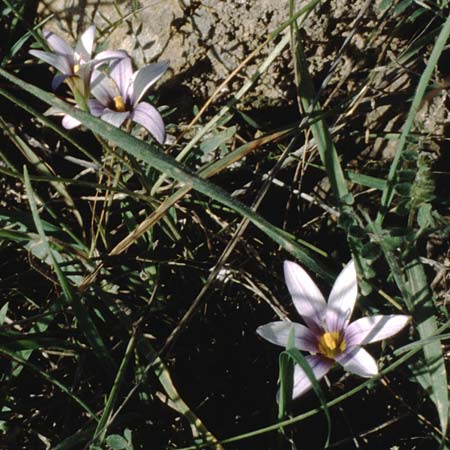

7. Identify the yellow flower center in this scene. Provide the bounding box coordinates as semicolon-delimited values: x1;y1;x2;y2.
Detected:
317;331;346;359
113;95;126;112
73;63;80;74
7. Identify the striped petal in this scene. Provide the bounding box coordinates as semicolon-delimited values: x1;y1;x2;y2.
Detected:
51;73;69;91
345;315;410;346
326;260;357;332
283;261;327;332
100;110;130;128
74;25;96;62
131;102;165;144
43;29;73;55
90;71;115;106
29;50;73;75
335;346;378;378
110;56;133;99
129;61;168;106
94;50;130;71
88;99;106;117
291;355;333;399
256;321;318;353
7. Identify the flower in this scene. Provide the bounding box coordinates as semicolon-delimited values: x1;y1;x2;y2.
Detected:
88;56;168;144
29;25;128;129
29;26;126;95
257;260;410;399
29;25;97;92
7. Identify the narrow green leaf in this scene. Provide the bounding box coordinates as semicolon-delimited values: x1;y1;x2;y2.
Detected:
105;435;129;449
278;352;294;420
366;214;448;435
292;21;349;205
278;325;296;419
92;334;136;446
345;171;387;190
405;257;448;435
199;126;236;155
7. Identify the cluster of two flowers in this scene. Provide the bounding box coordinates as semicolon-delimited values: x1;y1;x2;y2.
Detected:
30;25;167;144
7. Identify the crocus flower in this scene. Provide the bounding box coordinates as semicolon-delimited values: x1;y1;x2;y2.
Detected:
29;26;126;94
257;260;410;399
88;56;167;144
29;25;97;92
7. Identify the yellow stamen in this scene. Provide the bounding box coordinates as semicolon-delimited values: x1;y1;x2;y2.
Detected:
73;63;80;74
113;95;126;112
317;331;346;359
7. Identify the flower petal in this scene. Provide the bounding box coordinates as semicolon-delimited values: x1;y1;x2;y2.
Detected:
74;25;96;62
335;346;378;378
109;56;133;99
283;261;327;332
291;355;333;399
345;315;410;346
88;99;106;117
100;109;130;128
256;321;319;353
43;29;73;55
326;260;358;332
90;71;115;106
129;61;168;106
29;50;73;75
130;102;165;144
51;73;69;91
95;50;130;61
94;50;130;71
62;115;81;129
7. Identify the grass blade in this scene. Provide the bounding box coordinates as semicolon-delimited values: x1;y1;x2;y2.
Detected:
405;256;448;435
291;11;350;205
92;333;136;446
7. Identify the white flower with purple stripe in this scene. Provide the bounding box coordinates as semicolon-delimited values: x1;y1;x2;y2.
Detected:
88;56;167;144
257;260;410;399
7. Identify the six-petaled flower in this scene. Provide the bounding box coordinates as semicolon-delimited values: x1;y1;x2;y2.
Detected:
88;56;167;144
30;25;101;94
257;260;410;399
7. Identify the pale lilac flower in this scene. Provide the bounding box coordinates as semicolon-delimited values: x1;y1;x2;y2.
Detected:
29;26;126;93
29;25;97;91
88;56;167;144
29;25;128;129
257;260;410;399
